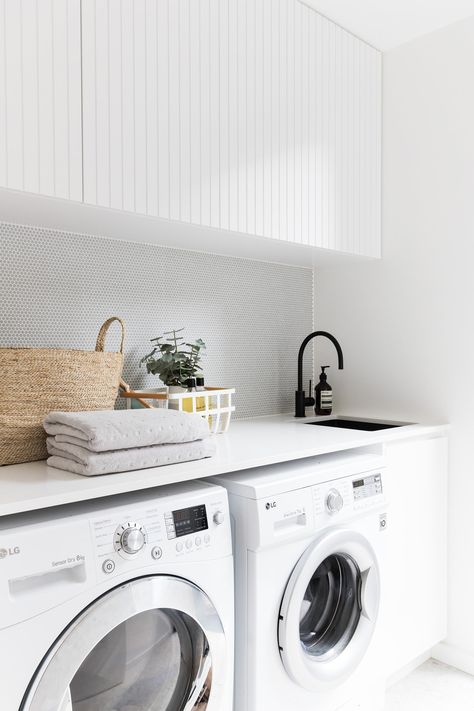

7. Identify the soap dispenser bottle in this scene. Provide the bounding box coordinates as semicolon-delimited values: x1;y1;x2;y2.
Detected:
315;366;333;416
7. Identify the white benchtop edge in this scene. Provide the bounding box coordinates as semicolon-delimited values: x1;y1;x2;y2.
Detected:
0;414;449;518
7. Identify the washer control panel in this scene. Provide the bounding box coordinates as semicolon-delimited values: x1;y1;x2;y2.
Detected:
91;484;229;578
313;469;386;522
245;457;387;548
352;473;383;501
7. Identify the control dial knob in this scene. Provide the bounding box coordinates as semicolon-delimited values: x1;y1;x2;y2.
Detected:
114;522;147;556
326;489;344;514
213;511;225;526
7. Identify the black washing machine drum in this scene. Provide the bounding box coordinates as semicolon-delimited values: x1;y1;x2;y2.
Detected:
278;529;380;691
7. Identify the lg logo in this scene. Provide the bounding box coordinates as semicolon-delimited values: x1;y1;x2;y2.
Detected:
265;501;277;510
0;546;20;559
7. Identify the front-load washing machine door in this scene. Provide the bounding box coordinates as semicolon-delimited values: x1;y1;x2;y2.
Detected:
278;528;380;691
21;575;226;711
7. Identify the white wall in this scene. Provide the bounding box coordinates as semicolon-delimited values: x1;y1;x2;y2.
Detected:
317;15;474;671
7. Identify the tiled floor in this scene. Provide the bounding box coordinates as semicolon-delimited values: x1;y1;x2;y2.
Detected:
385;659;474;710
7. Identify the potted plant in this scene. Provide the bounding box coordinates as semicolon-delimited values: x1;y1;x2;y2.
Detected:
140;328;206;390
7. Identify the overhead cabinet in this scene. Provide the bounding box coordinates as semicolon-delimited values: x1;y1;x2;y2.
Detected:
0;0;82;201
81;0;381;258
0;0;381;260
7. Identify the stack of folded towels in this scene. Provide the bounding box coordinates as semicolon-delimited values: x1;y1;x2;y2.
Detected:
43;409;215;477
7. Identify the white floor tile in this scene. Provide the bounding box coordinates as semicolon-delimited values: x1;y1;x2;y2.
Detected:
385;659;474;710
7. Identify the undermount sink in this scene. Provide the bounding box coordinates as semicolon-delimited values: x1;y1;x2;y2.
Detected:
306;418;408;432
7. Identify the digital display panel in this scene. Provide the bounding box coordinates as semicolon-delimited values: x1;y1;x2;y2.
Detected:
352;473;383;500
172;504;208;538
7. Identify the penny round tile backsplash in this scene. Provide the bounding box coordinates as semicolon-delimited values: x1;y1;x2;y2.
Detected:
0;222;313;418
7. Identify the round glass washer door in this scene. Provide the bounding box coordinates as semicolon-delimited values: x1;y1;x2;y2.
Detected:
278;529;380;691
21;576;227;711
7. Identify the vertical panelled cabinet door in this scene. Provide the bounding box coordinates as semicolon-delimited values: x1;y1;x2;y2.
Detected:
0;0;82;201
80;0;381;258
0;0;381;258
383;436;448;677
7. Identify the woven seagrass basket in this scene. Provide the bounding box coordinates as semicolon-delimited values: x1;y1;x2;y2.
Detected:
0;317;125;466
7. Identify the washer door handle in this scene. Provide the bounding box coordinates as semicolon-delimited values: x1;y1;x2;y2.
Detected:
360;566;378;622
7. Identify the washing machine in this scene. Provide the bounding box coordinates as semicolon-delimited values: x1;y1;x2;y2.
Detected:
211;449;389;711
0;480;233;711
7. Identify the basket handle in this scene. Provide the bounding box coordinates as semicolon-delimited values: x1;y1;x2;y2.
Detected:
120;378;130;391
118;378;154;409
95;317;125;354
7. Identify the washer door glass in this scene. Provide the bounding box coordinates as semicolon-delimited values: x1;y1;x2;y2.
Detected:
22;576;226;711
299;553;361;661
278;529;380;690
69;608;210;710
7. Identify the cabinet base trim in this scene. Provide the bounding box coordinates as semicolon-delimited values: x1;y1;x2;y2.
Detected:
432;642;474;676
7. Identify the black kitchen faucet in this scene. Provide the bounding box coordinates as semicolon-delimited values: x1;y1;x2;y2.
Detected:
295;331;344;417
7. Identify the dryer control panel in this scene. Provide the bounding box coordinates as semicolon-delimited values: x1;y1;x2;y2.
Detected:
0;481;231;629
248;465;387;549
91;485;230;580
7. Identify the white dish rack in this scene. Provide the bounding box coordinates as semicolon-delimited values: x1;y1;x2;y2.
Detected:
120;384;236;434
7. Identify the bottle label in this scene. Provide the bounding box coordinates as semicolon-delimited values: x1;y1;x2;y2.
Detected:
321;391;332;407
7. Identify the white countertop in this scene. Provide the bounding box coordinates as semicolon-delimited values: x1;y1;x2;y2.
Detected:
0;414;448;517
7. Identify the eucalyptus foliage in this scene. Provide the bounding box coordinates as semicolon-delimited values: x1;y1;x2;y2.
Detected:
140;328;206;387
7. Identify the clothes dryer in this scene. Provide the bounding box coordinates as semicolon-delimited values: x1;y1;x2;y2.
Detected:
0;480;233;711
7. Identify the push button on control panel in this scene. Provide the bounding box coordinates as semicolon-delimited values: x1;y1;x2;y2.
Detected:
165;512;176;539
102;559;115;574
151;546;163;560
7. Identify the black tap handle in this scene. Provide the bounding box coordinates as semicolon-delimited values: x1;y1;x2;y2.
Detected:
305;379;315;407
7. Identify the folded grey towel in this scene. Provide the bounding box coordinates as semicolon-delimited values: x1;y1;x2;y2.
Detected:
46;436;216;476
43;408;210;452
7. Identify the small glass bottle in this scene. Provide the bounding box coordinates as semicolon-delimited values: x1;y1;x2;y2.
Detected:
183;378;197;412
195;376;206;412
197;376;214;427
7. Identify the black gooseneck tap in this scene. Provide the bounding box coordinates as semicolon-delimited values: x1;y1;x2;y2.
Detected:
295;331;344;417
